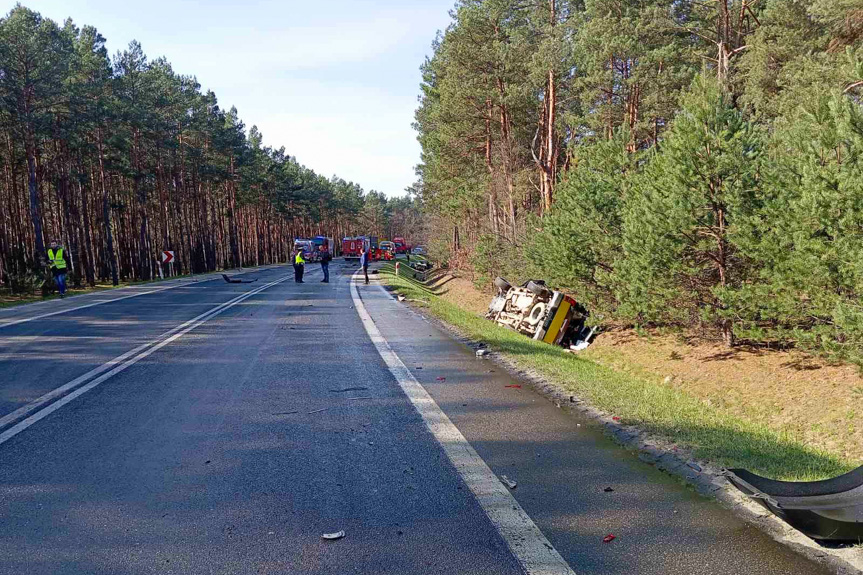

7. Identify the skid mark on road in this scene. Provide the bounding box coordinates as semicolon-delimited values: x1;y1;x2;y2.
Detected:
350;272;578;575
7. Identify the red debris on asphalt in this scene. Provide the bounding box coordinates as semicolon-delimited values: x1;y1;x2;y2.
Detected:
505;384;522;389
436;377;446;381
602;534;616;543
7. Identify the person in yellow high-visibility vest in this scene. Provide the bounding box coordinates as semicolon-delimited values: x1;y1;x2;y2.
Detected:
47;240;68;298
293;248;305;283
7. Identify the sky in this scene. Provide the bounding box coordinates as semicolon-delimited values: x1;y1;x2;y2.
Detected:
12;0;456;197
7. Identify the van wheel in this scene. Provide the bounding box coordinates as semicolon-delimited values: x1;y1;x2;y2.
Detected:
494;277;512;292
526;281;551;298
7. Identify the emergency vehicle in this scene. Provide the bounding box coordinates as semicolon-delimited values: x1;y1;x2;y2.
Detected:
293;239;316;261
379;241;396;261
392;236;410;254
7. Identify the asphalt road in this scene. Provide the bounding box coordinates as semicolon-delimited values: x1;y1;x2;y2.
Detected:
0;261;833;574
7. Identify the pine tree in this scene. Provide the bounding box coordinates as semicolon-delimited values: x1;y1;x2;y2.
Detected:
737;85;863;361
527;132;634;312
0;6;72;264
617;76;764;346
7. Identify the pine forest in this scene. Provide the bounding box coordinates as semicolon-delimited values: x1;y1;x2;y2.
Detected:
0;5;421;291
415;0;863;361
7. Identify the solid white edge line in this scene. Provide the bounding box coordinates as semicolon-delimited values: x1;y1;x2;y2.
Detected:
0;273;293;447
349;271;577;575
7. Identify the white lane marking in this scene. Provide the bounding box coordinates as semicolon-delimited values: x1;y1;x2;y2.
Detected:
0;285;180;329
0;274;283;431
349;272;577;575
0;273;293;447
0;265;279;330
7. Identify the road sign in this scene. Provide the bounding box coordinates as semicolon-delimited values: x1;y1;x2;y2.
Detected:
162;251;174;264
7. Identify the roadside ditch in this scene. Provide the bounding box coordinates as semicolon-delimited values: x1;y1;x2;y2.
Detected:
376;263;863;575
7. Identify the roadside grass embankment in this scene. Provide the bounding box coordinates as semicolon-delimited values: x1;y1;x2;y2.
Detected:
378;263;853;482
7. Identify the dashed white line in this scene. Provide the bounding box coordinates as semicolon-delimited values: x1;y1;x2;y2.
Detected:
349;271;577;575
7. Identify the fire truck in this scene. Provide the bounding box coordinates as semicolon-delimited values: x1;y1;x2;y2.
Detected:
378;241;396;261
312;236;335;256
342;236;379;262
392;236;410;255
293;239;316;262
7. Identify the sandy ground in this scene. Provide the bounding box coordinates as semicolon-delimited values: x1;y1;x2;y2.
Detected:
427;272;863;463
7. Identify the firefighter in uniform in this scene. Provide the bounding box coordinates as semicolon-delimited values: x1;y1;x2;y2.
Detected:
47;240;68;298
293;248;305;283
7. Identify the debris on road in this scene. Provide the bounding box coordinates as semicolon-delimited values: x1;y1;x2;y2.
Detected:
273;411;299;415
221;274;259;284
436;377;446;381
505;384;522;389
500;475;518;490
603;487;615;493
321;531;346;540
308;408;329;415
476;349;490;357
415;366;423;370
397;295;406;302
330;387;368;393
612;416;621;422
603;534;616;543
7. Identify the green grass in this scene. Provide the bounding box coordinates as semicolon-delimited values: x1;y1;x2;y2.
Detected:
379;263;853;481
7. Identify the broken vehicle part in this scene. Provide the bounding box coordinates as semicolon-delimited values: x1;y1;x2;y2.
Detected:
222;274;258;284
724;466;863;542
500;475;517;489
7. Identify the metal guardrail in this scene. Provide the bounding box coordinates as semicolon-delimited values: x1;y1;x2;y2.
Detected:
395;262;432;283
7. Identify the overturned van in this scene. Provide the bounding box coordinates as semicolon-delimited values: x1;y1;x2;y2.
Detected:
486;278;594;349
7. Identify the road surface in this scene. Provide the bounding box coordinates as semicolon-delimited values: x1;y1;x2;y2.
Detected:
0;261;833;574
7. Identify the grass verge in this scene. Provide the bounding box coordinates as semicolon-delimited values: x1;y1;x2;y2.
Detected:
378;263;852;481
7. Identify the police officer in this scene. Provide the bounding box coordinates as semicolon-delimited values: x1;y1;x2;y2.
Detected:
319;245;331;283
293;248;305;283
47;240;68;298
